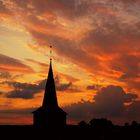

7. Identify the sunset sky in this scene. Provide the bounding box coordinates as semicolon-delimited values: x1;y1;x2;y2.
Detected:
0;0;140;125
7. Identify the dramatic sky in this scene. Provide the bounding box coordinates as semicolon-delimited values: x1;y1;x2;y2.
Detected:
0;0;140;125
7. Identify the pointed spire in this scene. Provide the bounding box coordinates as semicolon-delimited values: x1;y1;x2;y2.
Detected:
47;46;54;83
42;46;58;109
33;45;67;127
48;59;53;80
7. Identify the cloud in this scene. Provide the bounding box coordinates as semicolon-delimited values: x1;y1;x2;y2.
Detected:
112;54;140;79
64;85;139;124
86;84;102;91
0;108;34;114
0;71;12;79
0;71;22;80
0;0;140;124
2;75;79;99
4;80;46;99
2;0;139;92
13;0;89;20
117;0;140;4
0;108;34;124
55;75;81;92
127;101;140;120
22;1;140;92
25;59;49;68
86;85;95;90
93;85;137;117
82;19;140;54
57;82;73;92
28;31;100;74
111;54;140;84
0;54;34;73
80;15;140;87
109;54;140;91
0;0;11;16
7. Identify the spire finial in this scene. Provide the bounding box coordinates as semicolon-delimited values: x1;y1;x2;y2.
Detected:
50;46;52;62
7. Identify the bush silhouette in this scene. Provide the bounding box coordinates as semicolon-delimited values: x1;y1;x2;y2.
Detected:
89;118;113;128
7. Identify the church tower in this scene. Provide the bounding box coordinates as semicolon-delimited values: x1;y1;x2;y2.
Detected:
33;47;67;127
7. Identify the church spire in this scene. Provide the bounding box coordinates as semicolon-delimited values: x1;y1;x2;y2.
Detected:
42;46;58;108
33;46;67;127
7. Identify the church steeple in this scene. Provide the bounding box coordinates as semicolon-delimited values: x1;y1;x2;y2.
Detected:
33;46;67;127
42;59;58;108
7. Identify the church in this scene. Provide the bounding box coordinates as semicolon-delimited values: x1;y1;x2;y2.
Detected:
32;58;67;127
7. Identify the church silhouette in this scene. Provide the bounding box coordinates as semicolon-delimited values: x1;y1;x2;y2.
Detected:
32;59;67;127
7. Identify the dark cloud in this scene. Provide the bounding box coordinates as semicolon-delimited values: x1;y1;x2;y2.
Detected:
126;81;140;91
57;82;72;92
127;101;140;119
7;90;36;99
93;85;137;117
55;75;81;92
117;0;140;4
0;53;28;67
0;54;34;73
87;85;95;90
111;54;140;79
82;20;140;54
109;54;140;91
2;75;79;99
0;0;11;16
5;80;46;99
64;100;93;122
95;85;137;104
87;84;102;91
46;0;89;20
64;85;139;124
13;0;89;20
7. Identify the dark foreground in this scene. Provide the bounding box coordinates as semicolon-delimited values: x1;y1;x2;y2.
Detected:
0;124;140;140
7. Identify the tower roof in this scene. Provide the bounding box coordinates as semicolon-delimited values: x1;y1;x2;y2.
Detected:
42;59;58;109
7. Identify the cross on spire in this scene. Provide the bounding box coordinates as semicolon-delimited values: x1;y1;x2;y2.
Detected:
50;46;52;61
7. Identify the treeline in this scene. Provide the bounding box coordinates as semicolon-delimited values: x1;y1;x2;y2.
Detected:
78;118;140;128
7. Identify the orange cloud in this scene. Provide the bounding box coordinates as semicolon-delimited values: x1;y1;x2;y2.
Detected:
0;54;34;73
0;65;33;73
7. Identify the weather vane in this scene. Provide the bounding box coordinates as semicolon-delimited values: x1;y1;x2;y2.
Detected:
50;46;52;61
